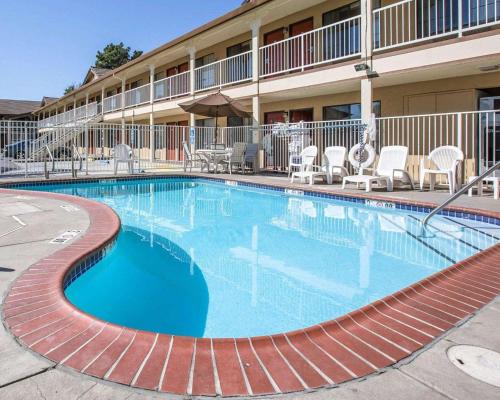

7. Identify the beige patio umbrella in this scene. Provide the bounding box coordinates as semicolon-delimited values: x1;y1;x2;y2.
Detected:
180;91;251;143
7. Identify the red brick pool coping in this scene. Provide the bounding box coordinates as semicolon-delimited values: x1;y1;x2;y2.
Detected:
2;184;500;397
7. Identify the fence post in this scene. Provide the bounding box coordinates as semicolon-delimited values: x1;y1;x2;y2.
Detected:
24;122;28;178
457;112;462;150
85;124;89;175
458;0;463;37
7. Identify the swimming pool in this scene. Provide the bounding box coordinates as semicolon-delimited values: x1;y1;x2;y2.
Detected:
21;178;499;338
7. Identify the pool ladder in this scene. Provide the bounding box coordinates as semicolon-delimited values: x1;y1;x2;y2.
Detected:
422;162;500;226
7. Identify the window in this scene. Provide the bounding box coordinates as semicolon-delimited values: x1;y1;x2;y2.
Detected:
227;116;252;127
226;41;252;83
323;101;381;120
195;118;215;128
323;1;361;25
195;54;216;68
154;71;166;81
195;54;217;90
322;2;363;58
226;40;251;57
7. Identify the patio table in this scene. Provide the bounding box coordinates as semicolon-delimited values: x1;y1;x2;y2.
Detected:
195;148;231;173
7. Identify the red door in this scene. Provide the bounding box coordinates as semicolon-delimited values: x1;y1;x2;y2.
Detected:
264;111;286;125
166;67;177;77
289;18;314;69
290;108;314;123
263;28;285;75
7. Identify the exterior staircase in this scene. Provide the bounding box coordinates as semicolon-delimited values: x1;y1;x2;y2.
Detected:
30;105;102;161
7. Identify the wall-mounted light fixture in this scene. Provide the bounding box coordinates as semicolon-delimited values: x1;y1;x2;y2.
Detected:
354;63;379;78
354;63;370;72
479;64;500;72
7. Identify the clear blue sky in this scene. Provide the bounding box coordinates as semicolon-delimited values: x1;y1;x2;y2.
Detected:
0;0;242;100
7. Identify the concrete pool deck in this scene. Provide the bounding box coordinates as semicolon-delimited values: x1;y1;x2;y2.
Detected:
0;174;499;399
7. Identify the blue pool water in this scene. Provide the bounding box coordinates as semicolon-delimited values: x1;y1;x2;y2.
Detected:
21;179;499;338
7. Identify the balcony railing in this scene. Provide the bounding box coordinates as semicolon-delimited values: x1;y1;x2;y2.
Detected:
194;51;253;92
259;16;361;78
39;102;99;128
373;0;500;50
103;93;122;113
154;71;191;101
124;83;151;107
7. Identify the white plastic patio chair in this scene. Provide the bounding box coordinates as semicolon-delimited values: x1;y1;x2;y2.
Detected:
419;146;464;194
322;146;348;184
342;146;414;192
182;141;209;172
290;146;324;185
219;142;246;174
113;144;134;175
468;168;499;200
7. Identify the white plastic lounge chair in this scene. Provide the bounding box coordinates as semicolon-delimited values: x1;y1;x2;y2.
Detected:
182;141;209;172
322;146;348;184
468;168;499;200
219;142;246;174
113;144;134;175
419;146;464;194
342;146;414;192
290;146;324;185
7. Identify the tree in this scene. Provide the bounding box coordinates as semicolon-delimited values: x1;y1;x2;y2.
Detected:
64;83;80;95
95;42;143;70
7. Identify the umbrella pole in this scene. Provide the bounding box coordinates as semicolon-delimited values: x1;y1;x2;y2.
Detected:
215;108;218;144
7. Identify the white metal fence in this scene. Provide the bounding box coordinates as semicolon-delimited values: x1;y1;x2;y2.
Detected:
373;0;500;50
258;111;498;183
194;51;253;91
259;120;362;172
259;17;361;78
1;111;497;182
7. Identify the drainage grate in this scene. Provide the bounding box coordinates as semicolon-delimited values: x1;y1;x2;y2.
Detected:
49;230;82;244
447;345;500;388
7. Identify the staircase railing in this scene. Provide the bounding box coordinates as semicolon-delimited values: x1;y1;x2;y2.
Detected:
422;162;500;226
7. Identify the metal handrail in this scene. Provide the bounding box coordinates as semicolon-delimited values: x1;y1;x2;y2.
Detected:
422;162;500;226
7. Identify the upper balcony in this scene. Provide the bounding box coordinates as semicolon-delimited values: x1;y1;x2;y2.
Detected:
39;102;99;128
373;0;500;50
92;0;499;117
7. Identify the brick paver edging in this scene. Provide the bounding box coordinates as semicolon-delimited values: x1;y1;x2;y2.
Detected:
1;184;500;397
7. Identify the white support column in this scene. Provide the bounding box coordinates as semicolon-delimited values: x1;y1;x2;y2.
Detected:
149;65;155;162
149;113;155;162
101;87;105;115
149;65;155;104
361;78;373;125
360;0;373;61
250;20;261;83
360;0;374;128
252;96;260;140
85;93;90;119
121;78;126;143
188;47;196;95
73;96;76;122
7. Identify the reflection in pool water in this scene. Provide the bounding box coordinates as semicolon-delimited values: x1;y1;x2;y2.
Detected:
23;179;499;337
